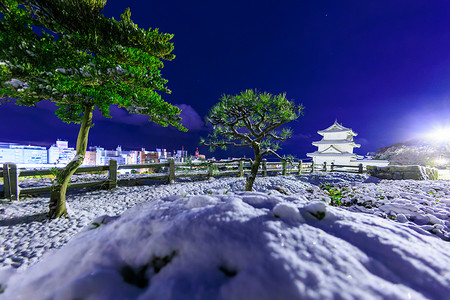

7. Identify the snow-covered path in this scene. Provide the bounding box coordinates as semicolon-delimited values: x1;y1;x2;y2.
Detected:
0;173;449;299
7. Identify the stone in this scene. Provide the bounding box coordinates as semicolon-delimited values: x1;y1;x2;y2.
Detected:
367;165;438;181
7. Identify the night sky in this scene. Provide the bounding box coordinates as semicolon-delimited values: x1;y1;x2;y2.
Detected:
1;1;449;159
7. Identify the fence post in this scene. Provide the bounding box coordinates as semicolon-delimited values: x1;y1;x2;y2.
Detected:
310;161;314;173
3;163;18;200
331;162;335;172
358;163;363;174
282;160;287;176
3;163;10;199
9;163;18;200
168;158;175;184
239;160;244;177
262;159;267;177
208;161;214;178
323;162;327;172
108;159;118;189
297;160;302;175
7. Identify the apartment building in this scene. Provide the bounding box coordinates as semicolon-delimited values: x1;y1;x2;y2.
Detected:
48;140;76;164
0;142;48;164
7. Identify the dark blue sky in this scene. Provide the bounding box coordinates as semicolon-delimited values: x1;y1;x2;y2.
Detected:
1;0;449;159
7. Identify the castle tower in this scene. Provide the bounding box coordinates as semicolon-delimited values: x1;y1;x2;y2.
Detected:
307;120;363;165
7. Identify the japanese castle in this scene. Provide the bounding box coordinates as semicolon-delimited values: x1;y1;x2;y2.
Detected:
307;120;388;168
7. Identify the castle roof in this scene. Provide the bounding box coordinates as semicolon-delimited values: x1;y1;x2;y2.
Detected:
312;140;361;148
307;152;359;157
306;145;364;158
317;120;357;136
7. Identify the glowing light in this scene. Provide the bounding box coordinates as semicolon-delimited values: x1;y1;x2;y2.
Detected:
435;157;447;166
426;127;450;143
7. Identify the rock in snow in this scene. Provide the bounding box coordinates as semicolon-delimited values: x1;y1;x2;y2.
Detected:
0;173;449;299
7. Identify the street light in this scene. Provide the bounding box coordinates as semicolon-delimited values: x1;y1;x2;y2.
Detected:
425;126;450;169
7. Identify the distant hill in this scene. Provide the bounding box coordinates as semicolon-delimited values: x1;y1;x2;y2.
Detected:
374;139;449;166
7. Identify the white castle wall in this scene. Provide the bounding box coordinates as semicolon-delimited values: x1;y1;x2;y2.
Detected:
313;156;353;166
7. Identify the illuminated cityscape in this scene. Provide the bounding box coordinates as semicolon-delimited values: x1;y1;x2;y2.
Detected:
0;140;204;166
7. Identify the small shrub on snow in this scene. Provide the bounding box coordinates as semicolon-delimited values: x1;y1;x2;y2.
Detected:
87;215;119;230
320;183;343;206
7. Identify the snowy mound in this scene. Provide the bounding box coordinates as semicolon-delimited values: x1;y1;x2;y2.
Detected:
2;190;450;300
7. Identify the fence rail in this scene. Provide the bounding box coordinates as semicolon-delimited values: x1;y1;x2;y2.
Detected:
0;159;365;200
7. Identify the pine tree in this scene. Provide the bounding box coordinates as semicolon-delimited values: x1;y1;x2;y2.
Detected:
0;0;186;218
201;89;303;191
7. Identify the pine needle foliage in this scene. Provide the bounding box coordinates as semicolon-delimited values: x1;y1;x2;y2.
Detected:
0;0;183;128
0;0;185;218
202;89;303;191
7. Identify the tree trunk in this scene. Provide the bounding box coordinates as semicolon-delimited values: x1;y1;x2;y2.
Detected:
245;154;263;191
48;105;94;219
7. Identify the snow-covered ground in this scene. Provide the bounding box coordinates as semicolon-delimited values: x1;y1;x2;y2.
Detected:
0;173;449;299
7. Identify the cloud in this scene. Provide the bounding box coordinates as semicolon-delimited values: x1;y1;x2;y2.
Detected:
175;104;205;131
28;101;207;134
92;105;205;131
104;106;150;126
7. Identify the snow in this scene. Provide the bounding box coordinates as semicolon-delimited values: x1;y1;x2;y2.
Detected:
0;173;450;299
5;78;25;88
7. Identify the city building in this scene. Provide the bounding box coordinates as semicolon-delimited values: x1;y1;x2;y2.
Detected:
173;146;188;162
156;148;168;160
83;150;96;165
136;149;147;164
142;151;159;163
193;147;206;160
126;151;139;165
48;140;76;164
0;142;48;164
87;146;127;165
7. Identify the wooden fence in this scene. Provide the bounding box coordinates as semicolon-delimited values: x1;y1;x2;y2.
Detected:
0;159;364;200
